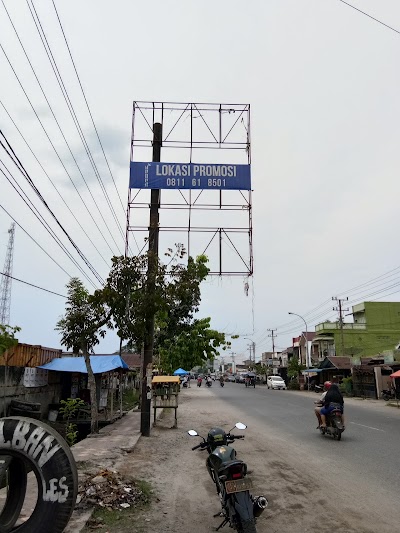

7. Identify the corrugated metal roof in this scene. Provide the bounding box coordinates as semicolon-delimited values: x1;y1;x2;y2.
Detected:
0;343;62;367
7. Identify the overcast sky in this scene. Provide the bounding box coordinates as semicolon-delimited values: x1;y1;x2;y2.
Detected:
1;0;400;362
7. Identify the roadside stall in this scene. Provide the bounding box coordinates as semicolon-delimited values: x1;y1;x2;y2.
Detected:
38;355;129;424
152;375;180;428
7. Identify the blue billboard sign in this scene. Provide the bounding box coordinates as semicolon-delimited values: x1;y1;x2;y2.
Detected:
130;162;251;190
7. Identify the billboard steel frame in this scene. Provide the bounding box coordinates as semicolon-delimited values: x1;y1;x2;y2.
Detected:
125;101;253;276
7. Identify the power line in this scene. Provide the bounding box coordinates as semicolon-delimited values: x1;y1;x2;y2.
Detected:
0;160;97;289
0;202;72;278
25;0;127;249
336;0;400;36
0;271;66;298
0;100;110;269
256;262;400;345
0;35;119;257
50;0;139;254
0;131;105;284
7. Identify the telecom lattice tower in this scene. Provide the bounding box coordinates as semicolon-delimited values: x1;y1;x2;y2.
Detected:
0;223;16;325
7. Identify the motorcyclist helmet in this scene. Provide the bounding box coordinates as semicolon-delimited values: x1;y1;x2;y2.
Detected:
207;427;227;450
324;381;332;390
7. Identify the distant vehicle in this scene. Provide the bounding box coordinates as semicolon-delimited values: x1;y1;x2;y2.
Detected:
227;375;236;382
235;375;245;383
267;375;287;390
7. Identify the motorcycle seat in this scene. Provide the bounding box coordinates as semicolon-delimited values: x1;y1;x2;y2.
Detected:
217;459;245;473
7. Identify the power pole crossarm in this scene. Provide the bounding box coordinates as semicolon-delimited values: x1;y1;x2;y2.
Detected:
0;223;16;325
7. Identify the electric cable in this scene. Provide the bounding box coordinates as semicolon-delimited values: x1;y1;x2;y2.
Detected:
25;0;126;248
0;202;72;278
0;160;98;289
0;37;118;256
336;0;400;36
0;141;104;284
51;0;139;253
0;132;105;284
0;271;66;298
0;100;110;269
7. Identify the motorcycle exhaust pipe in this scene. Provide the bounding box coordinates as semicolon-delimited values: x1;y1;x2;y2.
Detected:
253;496;268;517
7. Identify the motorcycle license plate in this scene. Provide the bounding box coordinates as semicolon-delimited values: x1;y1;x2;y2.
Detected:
225;478;253;494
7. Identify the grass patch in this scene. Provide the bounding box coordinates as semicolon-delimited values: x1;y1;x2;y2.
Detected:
82;479;153;532
122;388;139;411
135;479;152;503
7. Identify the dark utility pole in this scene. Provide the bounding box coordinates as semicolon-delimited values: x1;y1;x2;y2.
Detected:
267;329;277;358
332;296;349;357
141;122;162;437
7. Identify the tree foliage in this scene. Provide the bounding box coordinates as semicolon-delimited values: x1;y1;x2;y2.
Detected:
105;249;225;371
56;248;228;428
56;278;113;433
159;317;230;374
56;278;112;354
287;356;305;379
0;324;20;356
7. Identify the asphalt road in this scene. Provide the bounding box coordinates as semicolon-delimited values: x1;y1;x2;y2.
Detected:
209;382;400;531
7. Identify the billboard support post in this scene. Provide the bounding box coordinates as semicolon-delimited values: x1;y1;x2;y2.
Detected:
141;122;162;437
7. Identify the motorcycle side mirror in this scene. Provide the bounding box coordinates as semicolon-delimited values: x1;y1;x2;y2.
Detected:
235;422;247;430
187;430;198;436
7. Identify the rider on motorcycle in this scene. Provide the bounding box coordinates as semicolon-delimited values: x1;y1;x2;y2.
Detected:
314;381;331;428
320;383;345;429
219;375;224;384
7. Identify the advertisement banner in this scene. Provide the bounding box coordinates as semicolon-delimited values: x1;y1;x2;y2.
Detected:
130;162;251;190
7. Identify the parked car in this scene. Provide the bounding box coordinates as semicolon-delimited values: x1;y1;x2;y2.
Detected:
235;375;245;383
267;375;287;390
227;375;236;382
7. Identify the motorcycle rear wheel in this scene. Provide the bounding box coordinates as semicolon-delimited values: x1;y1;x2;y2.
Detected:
239;519;257;532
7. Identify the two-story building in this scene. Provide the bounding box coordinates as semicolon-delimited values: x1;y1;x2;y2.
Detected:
312;301;400;358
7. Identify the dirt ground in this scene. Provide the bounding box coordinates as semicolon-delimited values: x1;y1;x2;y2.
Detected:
88;387;385;533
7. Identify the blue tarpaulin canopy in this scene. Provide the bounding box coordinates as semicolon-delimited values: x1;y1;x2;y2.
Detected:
302;368;323;373
173;368;189;375
38;356;129;374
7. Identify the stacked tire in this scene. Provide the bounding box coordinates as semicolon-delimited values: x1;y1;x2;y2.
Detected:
9;399;41;420
0;416;78;532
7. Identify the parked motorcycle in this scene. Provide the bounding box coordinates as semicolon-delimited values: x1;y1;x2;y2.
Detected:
382;388;396;401
318;403;344;441
314;384;324;394
188;422;267;532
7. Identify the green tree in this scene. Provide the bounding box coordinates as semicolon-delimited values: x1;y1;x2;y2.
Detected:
105;250;212;362
0;324;20;356
56;278;112;434
287;356;305;380
159;317;230;373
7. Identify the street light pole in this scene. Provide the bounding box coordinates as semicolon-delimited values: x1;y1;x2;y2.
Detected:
288;312;310;390
244;338;255;365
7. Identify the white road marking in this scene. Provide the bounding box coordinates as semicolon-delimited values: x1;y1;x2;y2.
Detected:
350;422;385;432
